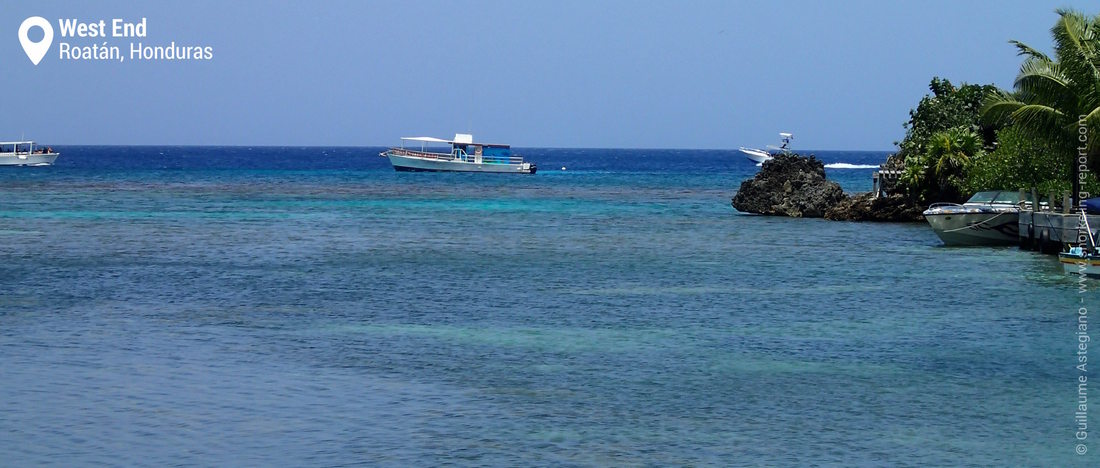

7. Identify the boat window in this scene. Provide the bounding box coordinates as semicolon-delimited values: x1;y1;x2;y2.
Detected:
484;146;510;157
991;191;1022;204
967;191;997;203
1018;191;1051;204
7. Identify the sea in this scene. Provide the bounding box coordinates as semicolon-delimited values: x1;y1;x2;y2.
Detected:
0;146;1094;466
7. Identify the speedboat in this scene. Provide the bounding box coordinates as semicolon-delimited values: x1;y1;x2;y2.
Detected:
923;190;1022;246
738;147;772;164
739;132;792;165
0;141;59;166
380;134;535;174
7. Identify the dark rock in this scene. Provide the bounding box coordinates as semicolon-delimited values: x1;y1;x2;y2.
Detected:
880;152;906;172
824;192;925;222
731;153;845;218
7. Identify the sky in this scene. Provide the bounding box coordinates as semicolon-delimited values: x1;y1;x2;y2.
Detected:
1;0;1097;150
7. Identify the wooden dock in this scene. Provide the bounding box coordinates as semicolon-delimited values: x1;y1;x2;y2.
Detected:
1019;210;1100;253
871;169;904;198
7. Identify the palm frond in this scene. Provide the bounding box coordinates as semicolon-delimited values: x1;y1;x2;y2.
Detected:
1010;40;1051;61
1079;105;1100;152
1082;105;1100;129
981;90;1025;126
1010;104;1070;142
1013;59;1073;109
954;129;982;155
1050;10;1100;99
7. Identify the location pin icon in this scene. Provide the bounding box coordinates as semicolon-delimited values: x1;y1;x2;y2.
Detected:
18;16;53;66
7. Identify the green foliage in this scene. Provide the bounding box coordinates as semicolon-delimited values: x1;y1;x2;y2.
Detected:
894;78;1000;203
964;126;1069;195
901;127;985;203
897;78;1000;159
895;9;1100;205
981;9;1100;191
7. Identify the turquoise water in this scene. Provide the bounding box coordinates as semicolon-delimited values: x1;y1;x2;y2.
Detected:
0;147;1093;465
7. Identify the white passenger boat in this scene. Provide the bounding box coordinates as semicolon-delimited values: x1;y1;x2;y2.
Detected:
0;141;59;166
923;190;1022;246
380;134;536;174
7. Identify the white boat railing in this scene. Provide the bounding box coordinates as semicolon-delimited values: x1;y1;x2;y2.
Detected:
384;148;527;165
0;143;57;156
927;202;964;209
384;148;453;161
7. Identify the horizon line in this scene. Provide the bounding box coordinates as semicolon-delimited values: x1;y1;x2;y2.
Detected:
36;143;898;153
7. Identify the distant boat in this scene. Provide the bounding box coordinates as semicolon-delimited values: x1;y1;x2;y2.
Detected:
739;132;792;165
738;147;772;164
380;134;536;174
0;141;59;166
923;190;1022;246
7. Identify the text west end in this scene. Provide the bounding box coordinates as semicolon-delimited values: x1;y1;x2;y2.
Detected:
58;18;148;38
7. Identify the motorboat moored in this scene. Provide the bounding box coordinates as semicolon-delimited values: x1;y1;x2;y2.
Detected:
1058;212;1100;277
1059;246;1100;277
923;190;1023;246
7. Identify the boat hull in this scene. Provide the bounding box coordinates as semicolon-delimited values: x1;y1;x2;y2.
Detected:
924;211;1020;246
386;152;535;174
739;147;771;164
1060;253;1100;277
0;153;59;166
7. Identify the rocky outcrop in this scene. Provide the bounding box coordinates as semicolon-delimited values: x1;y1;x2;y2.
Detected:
880;152;907;172
731;153;845;218
824;192;925;222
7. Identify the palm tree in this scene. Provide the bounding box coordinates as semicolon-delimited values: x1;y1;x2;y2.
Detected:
929;128;982;204
900;127;983;203
982;9;1100;206
930;127;982;179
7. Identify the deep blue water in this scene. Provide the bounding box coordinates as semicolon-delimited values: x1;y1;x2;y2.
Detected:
0;146;1094;466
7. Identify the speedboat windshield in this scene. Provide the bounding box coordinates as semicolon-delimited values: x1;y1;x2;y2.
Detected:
991;191;1022;204
966;191;1022;205
966;191;998;203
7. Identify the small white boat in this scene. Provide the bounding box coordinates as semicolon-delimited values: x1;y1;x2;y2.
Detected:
1060;246;1100;277
380;134;535;174
739;132;792;165
0;141;59;166
738;147;772;164
1058;213;1100;276
923;191;1022;246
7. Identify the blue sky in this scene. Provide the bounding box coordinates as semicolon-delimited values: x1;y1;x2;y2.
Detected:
1;0;1097;149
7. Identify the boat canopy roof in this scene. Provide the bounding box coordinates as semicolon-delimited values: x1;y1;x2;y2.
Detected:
0;141;38;145
401;136;451;144
399;135;510;147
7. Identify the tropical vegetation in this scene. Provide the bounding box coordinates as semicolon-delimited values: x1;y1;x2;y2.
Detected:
894;78;997;203
895;8;1100;206
964;126;1068;196
982;8;1100;205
